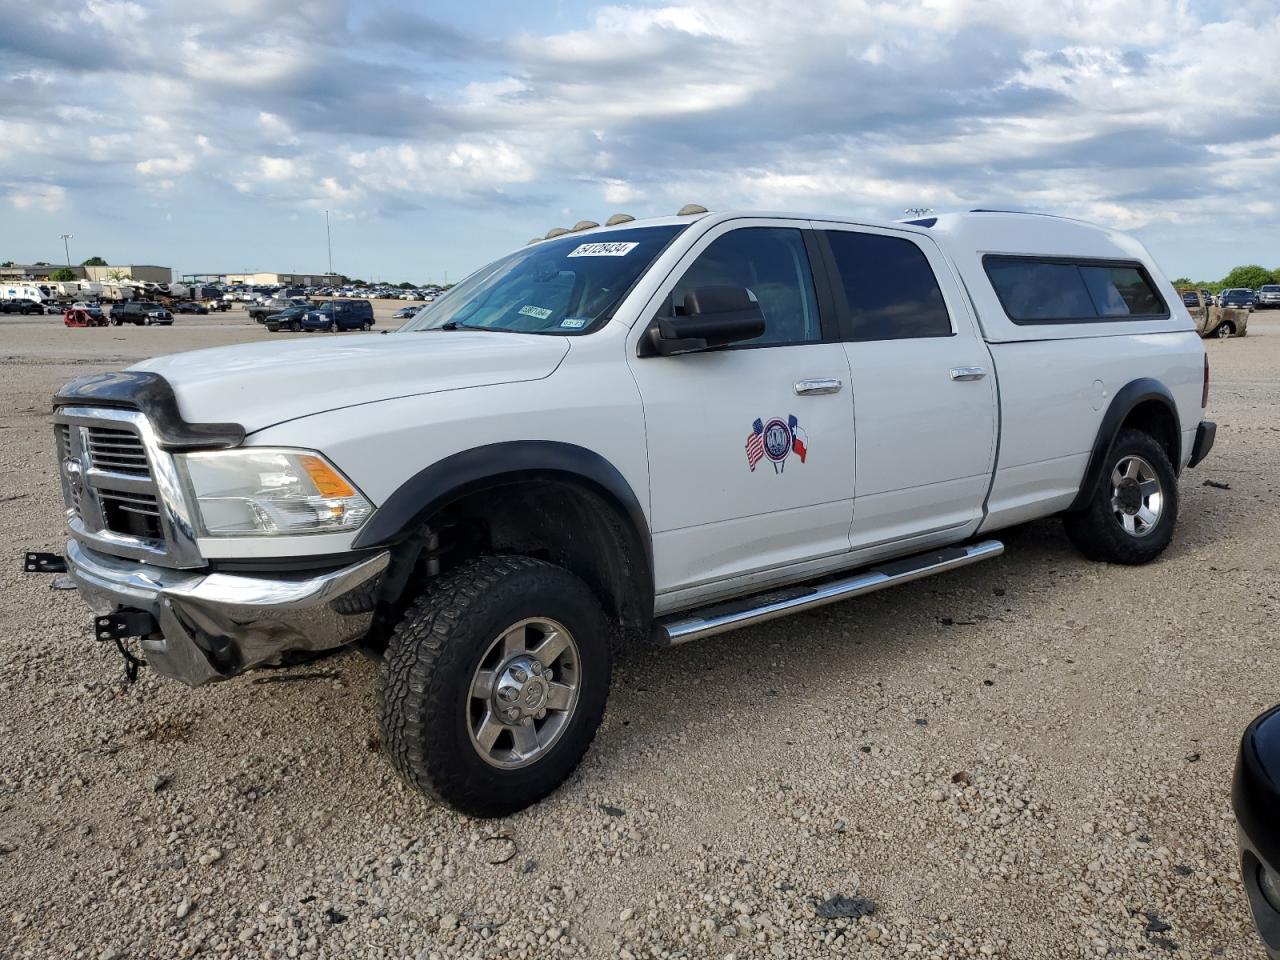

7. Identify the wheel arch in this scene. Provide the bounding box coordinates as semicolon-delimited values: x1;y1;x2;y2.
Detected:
353;441;653;634
1067;378;1182;513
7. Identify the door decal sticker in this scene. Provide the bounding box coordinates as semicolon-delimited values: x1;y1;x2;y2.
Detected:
746;415;808;473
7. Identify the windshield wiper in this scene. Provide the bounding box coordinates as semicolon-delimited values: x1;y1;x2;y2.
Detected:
436;320;504;332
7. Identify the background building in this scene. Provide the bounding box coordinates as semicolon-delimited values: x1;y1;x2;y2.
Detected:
186;271;342;287
0;263;172;283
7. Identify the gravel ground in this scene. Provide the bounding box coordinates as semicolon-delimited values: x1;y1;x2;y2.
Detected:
1;307;1277;960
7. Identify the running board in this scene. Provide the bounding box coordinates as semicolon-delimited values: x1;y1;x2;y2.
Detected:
652;539;1004;647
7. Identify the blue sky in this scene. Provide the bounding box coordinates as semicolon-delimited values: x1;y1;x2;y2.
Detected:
1;0;1277;283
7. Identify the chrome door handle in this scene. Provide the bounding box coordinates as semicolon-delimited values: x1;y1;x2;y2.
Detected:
949;366;987;382
794;378;843;396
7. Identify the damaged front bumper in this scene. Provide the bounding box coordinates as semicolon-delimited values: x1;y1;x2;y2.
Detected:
66;540;390;686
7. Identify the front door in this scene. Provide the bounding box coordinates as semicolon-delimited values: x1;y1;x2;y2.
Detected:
627;221;856;599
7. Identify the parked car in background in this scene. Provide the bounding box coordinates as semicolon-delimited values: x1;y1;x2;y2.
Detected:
1200;289;1216;307
393;305;420;320
0;297;47;315
249;297;309;321
109;301;174;326
264;304;313;333
70;301;104;319
1220;288;1256;310
63;306;109;328
1178;288;1248;339
174;301;209;315
301;298;375;332
1234;703;1280;959
1257;285;1280;310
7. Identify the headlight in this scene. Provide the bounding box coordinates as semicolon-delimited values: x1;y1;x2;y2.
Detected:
175;448;373;537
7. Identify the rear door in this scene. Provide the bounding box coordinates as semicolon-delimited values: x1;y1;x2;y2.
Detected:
817;225;997;553
627;220;856;599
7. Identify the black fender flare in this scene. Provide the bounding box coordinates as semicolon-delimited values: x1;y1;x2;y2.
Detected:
1067;378;1181;512
351;439;652;569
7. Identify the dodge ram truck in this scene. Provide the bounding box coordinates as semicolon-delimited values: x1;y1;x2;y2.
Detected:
34;208;1216;816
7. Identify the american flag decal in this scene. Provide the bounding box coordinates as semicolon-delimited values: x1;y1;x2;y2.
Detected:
745;418;765;471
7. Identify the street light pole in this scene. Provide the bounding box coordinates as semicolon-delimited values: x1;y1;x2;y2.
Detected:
325;210;333;277
60;233;73;267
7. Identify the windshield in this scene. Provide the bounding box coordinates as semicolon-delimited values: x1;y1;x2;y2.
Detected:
402;225;684;335
1262;286;1280;293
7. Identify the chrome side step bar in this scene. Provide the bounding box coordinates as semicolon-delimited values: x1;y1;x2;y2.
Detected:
652;539;1004;647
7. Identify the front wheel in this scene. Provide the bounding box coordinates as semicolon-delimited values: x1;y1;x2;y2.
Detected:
328;321;339;333
1215;321;1235;339
380;555;612;817
361;321;372;331
1063;428;1178;564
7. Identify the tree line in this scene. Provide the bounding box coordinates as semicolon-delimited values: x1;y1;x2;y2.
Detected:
1172;264;1279;291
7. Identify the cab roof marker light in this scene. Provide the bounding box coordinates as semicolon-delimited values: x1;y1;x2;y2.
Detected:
544;227;570;239
571;220;599;232
526;238;542;245
605;213;635;226
677;203;708;216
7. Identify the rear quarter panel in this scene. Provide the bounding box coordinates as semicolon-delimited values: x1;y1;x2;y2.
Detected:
982;331;1204;531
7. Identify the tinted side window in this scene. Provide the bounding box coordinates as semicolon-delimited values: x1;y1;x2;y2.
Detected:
984;260;1094;321
671;227;821;346
985;257;1167;323
824;230;952;340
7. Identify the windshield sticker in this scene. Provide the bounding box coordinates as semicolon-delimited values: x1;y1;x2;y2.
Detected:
560;317;588;329
566;241;638;258
518;304;553;320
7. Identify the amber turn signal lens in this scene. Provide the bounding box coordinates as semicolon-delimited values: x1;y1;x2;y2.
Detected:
299;454;356;498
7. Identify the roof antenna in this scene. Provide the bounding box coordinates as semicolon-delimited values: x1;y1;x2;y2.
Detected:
904;207;934;217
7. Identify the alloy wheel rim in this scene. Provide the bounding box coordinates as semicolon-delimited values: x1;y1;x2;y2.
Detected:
467;617;581;769
1110;454;1163;537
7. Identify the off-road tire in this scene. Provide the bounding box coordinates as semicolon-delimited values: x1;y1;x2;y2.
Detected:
1063;428;1178;565
380;555;612;817
1215;321;1234;339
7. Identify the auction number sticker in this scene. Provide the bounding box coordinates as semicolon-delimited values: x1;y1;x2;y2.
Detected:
566;241;638;258
518;305;553;320
560;317;588;329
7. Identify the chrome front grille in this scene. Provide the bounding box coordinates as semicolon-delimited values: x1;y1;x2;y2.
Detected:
53;407;202;568
85;426;151;477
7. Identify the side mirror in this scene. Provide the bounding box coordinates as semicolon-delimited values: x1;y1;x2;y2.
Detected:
645;286;766;356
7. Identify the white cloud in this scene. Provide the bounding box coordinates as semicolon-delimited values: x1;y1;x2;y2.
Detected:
7;183;66;211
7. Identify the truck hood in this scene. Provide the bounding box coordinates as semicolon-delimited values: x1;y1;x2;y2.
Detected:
131;331;570;434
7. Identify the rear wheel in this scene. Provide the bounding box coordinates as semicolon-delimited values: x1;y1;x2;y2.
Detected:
361;321;372;331
290;320;301;332
329;321;339;333
1215;321;1235;339
380;555;611;817
1063;428;1178;565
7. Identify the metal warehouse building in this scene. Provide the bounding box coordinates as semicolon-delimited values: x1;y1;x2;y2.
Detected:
0;264;172;283
185;271;343;287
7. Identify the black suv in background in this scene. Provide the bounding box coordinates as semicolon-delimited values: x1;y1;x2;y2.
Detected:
109;301;174;326
301;299;375;332
0;298;47;315
1220;288;1256;310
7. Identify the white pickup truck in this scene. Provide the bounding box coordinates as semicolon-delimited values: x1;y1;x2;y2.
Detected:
38;208;1215;816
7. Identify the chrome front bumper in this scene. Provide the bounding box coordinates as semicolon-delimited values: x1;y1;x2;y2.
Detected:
66;540;390;686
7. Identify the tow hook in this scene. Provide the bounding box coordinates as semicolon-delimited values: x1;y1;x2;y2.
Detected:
24;551;67;573
94;609;156;683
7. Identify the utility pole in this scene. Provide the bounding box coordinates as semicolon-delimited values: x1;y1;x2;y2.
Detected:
59;233;73;267
325;210;333;277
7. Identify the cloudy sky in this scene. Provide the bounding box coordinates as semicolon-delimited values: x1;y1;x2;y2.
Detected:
1;0;1277;283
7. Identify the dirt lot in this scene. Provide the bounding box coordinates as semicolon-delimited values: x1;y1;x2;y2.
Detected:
1;307;1277;960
